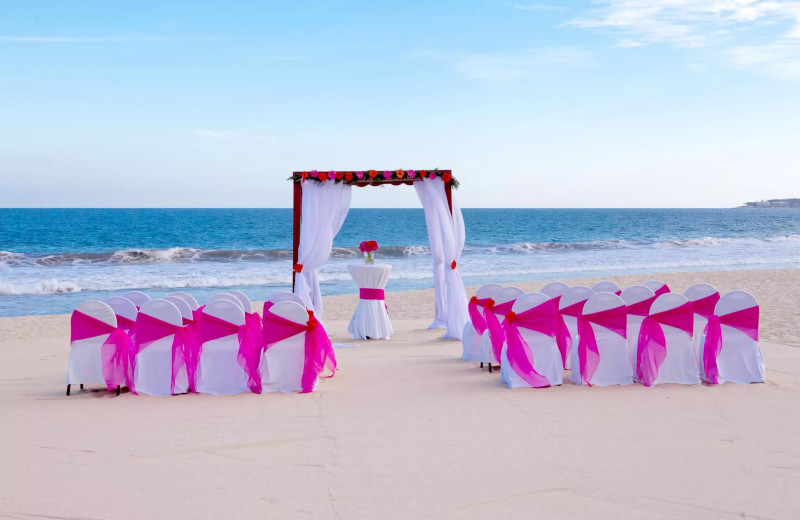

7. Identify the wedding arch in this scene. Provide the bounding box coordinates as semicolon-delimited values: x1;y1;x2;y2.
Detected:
289;169;468;340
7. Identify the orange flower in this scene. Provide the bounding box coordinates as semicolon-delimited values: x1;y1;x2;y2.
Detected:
294;263;303;273
336;171;344;180
451;260;457;269
396;169;405;178
319;171;328;181
368;169;378;178
345;172;353;182
442;172;452;183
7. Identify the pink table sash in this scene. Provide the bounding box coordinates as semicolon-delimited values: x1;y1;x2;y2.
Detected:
485;300;516;364
71;310;134;392
133;312;199;395
626;295;657;317
359;288;385;300
703;306;759;384
262;308;336;393
468;296;493;336
577;305;628;385
502;300;558;388
555;299;588;369
691;292;720;319
194;311;264;394
636;302;694;386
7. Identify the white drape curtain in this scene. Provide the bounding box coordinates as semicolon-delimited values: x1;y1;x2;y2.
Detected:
415;178;469;339
293;181;352;316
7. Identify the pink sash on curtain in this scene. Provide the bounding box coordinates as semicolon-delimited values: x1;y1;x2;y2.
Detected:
702;306;759;384
262;308;336;393
71;310;134;392
485;300;516;364
133;313;199;395
636;302;694;386
577;305;628;385
691;292;720;319
502;300;558;388
556;299;588;369
468;296;493;336
194;311;264;394
626;295;657;317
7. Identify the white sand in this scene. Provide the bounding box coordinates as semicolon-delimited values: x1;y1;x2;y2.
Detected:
0;268;798;519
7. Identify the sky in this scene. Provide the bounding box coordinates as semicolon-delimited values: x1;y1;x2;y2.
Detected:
1;0;799;208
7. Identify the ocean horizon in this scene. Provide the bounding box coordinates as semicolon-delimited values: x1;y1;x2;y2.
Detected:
2;207;799;317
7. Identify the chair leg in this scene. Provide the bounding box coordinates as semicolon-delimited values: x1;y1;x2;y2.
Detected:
116;385;121;396
488;363;493;373
66;384;71;396
480;362;483;368
80;384;84;390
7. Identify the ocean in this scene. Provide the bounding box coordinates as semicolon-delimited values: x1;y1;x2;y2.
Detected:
1;208;799;317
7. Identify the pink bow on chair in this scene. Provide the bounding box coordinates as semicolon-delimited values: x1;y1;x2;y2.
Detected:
703;306;759;384
636;302;694;386
133;313;200;395
577;305;628;385
194;311;264;394
71;310;135;392
502;300;559;388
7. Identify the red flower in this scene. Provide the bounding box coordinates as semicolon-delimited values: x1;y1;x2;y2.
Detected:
306;309;318;328
451;260;457;269
367;240;378;251
420;170;427;176
294;263;303;273
301;171;309;180
345;172;354;182
485;299;495;310
368;170;378;178
336;171;344;181
470;296;479;304
505;311;517;323
319;171;328;181
442;172;452;183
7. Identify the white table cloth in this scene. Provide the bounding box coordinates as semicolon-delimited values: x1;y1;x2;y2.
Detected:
347;263;393;340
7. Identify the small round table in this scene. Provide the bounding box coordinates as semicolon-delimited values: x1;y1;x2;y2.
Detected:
347;263;393;340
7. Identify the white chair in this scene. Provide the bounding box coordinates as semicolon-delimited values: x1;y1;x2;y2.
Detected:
66;300;117;395
684;283;719;375
164;296;193;324
478;286;524;370
620;285;656;379
540;281;569;300
462;283;502;362
559;286;595;370
570;293;632;386
592;281;621;295
195;300;250;395
207;292;244;310
105;296;138;326
121;290;151;308
227;290;253;314
644;293;700;386
644;280;670;295
168;292;199;310
704;291;764;384
501;292;564;388
263;300;313;394
133;299;189;396
266;291;305;306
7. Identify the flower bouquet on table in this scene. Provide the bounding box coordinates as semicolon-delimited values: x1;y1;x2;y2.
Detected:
359;240;379;264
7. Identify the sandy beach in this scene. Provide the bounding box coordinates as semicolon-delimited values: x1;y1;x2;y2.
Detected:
1;268;798;519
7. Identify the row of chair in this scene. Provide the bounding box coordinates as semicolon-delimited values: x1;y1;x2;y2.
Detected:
463;279;765;388
66;289;335;396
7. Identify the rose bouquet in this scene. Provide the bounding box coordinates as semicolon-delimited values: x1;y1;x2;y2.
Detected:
359;240;379;264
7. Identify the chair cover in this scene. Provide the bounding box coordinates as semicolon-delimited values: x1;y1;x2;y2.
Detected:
227;290;253;314
478;286;523;366
262;301;336;393
347;263;393;340
501;293;564;388
132;299;191;396
540;281;568;301
620;285;656;381
644;280;670;296
168;292;199;310
122;290;151;309
569;293;632;386
267;291;306;306
559;286;595;370
165;296;194;325
592;281;622;295
207;293;244;310
684;283;720;376
105;296;138;332
67;300;123;390
462;283;502;361
637;293;700;386
702;290;764;384
195;300;256;395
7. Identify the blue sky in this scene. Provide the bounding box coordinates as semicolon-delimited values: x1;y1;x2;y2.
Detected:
1;0;799;208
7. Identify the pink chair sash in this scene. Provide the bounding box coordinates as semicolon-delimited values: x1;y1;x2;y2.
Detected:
133;313;199;395
359;288;385;300
653;284;671;296
691;292;720;319
262;308;336;393
468;297;493;336
626;295;657;317
191;305;206;323
555;299;588;369
577;305;628;385
502;300;558;388
702;306;759;384
636;302;694;386
195;311;264;394
114;314;136;331
485;300;516;364
71;310;134;392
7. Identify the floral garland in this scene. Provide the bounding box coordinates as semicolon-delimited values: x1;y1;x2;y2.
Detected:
288;168;458;188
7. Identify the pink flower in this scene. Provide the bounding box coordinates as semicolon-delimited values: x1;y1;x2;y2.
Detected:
383;170;392;179
329;170;336;178
407;169;416;178
429;171;436;179
310;170;318;178
356;171;364;179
